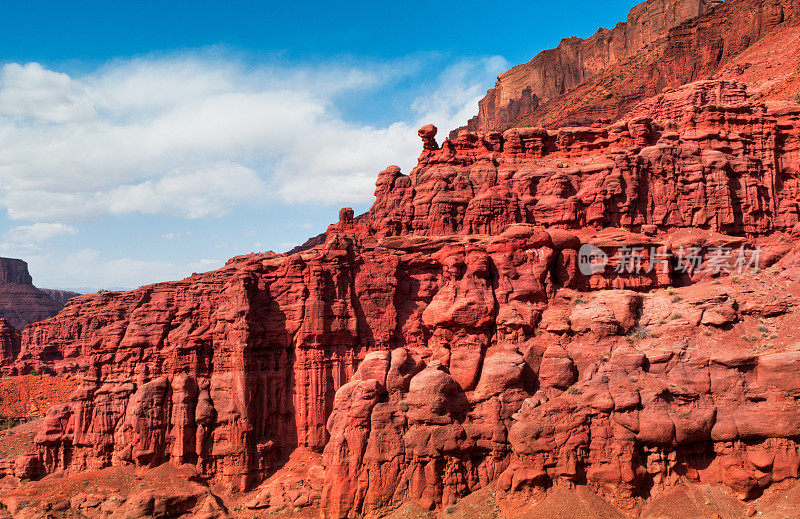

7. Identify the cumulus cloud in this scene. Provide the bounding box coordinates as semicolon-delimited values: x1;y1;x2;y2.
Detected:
18;247;224;290
0;54;507;222
0;51;508;288
410;56;509;135
0;63;96;122
4;222;77;243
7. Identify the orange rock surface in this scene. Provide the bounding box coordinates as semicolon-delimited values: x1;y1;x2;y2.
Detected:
455;0;799;133
3;0;800;517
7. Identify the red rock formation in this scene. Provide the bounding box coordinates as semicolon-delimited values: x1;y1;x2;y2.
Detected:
0;259;33;286
6;78;800;515
0;319;20;366
357;82;800;242
455;0;799;134
0;258;79;331
4;2;800;517
39;288;81;307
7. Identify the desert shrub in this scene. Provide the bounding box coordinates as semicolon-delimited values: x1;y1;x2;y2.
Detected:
628;326;651;340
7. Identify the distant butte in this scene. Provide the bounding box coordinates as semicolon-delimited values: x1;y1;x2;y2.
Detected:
0;257;79;331
1;0;800;516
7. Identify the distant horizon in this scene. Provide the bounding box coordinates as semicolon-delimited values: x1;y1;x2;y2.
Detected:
0;0;642;290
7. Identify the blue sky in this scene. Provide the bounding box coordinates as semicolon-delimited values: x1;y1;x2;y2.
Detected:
0;0;640;290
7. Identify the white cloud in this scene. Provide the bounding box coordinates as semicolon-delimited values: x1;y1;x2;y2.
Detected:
411;56;509;133
0;63;96;123
0;52;509;289
0;53;506;223
163;231;192;241
106;162;266;218
278;241;299;251
17;247;225;290
4;222;77;243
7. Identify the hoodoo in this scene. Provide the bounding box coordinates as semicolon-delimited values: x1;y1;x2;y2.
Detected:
3;0;800;516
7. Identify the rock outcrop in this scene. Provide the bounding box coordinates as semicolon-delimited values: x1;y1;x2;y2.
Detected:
0;258;79;331
39;288;82;307
0;318;21;366
0;258;34;286
455;0;799;134
4;0;800;516
354;81;800;241
3;73;800;516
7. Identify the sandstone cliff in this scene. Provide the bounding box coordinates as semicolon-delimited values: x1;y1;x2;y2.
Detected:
0;258;79;331
0;318;21;366
2;0;800;516
39;289;82;307
456;0;799;134
2;74;800;516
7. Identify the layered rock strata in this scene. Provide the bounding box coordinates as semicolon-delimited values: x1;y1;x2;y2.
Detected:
2;75;800;517
352;81;800;240
456;0;799;133
0;258;79;330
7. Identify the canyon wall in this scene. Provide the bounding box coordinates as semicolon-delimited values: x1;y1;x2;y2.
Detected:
456;0;799;134
0;318;21;366
0;258;79;331
39;289;83;307
364;82;800;241
0;259;33;286
4;75;800;516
